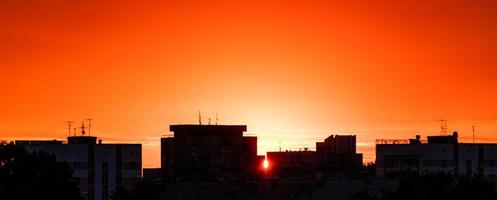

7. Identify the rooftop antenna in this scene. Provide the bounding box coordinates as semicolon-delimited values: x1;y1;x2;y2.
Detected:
215;112;218;125
472;125;476;144
81;121;86;136
439;119;448;135
73;128;77;136
279;140;282;152
86;118;92;136
208;117;211;125
198;111;202;125
65;121;74;137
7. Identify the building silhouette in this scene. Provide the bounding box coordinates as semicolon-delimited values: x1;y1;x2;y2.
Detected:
316;135;363;177
266;134;363;178
16;135;142;200
161;124;258;181
266;148;318;178
376;131;497;181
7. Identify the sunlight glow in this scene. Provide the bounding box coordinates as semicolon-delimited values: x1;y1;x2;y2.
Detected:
263;159;269;170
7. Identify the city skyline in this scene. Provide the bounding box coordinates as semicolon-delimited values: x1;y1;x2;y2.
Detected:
1;118;494;168
2;0;497;168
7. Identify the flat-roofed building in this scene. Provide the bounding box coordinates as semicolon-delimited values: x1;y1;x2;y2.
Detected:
266;149;318;178
16;136;141;200
316;135;363;177
266;134;363;179
376;132;497;181
162;124;258;180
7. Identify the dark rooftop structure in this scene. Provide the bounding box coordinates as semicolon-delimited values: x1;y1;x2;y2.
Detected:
163;124;258;181
169;124;247;135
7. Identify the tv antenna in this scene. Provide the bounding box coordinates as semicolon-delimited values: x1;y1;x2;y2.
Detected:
81;121;86;136
215;112;219;125
65;121;74;136
198;110;202;125
86;118;92;136
439;119;448;135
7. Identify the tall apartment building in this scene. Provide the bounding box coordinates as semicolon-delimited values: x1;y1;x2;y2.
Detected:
161;124;258;180
376;132;497;181
16;136;142;200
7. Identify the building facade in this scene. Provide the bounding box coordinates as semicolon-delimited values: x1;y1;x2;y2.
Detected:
162;124;258;180
265;134;363;178
266;149;318;178
376;132;497;181
16;136;142;200
316;135;363;177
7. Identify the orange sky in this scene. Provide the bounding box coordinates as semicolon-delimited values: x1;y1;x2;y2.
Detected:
1;0;497;167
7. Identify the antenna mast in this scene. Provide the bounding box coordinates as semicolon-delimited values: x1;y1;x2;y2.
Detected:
215;112;218;125
65;121;74;137
439;119;448;135
198;111;202;125
81;121;86;136
86;118;92;136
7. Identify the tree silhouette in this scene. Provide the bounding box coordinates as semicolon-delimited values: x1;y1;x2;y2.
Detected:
0;141;81;200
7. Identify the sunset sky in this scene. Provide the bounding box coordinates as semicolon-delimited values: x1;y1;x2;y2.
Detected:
1;0;497;167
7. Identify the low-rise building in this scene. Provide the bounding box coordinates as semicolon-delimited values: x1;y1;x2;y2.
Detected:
266;149;318;178
16;135;142;200
266;134;363;179
316;135;363;177
376;132;497;182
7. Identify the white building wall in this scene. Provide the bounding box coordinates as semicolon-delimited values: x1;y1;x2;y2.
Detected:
377;142;497;179
21;142;141;200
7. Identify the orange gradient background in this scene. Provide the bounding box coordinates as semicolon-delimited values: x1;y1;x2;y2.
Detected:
1;0;497;167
